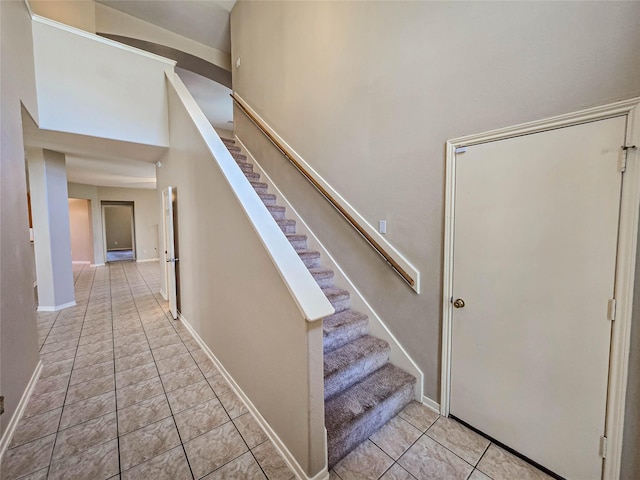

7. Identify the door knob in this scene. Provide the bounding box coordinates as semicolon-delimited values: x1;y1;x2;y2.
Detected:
453;298;465;308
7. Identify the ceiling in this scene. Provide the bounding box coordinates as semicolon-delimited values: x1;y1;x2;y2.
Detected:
29;2;236;190
96;0;236;54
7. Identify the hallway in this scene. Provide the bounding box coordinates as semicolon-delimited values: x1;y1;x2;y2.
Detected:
1;263;552;480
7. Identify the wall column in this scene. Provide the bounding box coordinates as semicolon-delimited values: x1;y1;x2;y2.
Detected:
27;148;75;310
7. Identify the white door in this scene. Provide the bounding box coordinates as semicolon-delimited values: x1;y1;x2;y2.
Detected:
450;116;627;479
162;187;178;319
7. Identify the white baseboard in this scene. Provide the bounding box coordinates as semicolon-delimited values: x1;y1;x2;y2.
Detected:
178;313;329;480
37;301;76;312
0;361;43;459
136;258;159;263
90;263;105;267
72;261;91;265
422;396;441;415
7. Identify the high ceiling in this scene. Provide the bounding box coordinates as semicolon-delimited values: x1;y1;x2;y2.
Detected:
96;0;236;53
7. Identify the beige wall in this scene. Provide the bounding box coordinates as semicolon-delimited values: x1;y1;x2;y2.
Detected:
68;198;93;262
0;0;41;436
104;205;133;251
30;0;95;32
67;182;103;264
231;1;640;475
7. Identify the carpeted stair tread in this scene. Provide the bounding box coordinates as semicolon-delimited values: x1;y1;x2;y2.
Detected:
276;219;296;234
258;193;277;206
323;310;369;352
308;267;334;288
325;364;416;467
324;335;390;400
238;163;253;174
266;205;286;220
298;250;321;268
251;181;269;194
286;234;308;251
232;152;247;162
245;171;261;182
322;286;350;313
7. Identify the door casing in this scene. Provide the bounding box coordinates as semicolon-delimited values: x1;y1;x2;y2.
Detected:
441;97;640;480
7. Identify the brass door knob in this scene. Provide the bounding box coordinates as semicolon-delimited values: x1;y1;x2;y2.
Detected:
453;298;465;308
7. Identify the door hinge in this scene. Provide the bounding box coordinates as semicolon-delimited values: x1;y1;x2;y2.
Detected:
620;145;637;173
607;299;616;321
599;436;608;458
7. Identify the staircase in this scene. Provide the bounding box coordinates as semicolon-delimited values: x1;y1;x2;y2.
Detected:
221;137;416;468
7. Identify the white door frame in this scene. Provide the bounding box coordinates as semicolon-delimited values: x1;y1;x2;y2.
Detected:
441;97;640;480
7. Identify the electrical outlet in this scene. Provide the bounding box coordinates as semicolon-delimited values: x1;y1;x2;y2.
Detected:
379;220;387;234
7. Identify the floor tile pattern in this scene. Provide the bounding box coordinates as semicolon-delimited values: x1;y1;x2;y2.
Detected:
2;262;554;480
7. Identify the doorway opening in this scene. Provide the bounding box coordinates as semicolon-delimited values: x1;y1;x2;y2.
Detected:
102;201;135;263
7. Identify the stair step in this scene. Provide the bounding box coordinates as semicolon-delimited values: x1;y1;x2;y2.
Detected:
277;219;296;234
259;193;277;206
286;234;307;251
238;162;254;174
322;287;350;313
266;205;286;220
232;152;248;162
325;364;416;468
245;172;260;182
250;181;269;194
324;335;390;401
221;137;236;146
323;310;369;352
308;267;334;289
298;250;321;268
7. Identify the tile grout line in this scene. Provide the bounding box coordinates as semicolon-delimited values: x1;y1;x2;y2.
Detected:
109;263;124;479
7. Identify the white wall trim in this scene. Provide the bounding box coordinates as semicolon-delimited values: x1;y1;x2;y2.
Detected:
236;136;425;401
441;97;640;480
0;361;43;459
90;263;105;268
30;15;177;68
136;258;159;263
178;313;329;480
72;261;91;265
233;93;421;294
37;300;76;312
421;396;440;415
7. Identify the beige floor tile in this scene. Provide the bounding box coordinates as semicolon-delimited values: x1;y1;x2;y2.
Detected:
70;360;114;386
148;332;182;350
174;398;230;442
119;417;181;471
40;347;77;364
117;376;166;409
398;402;439;432
334;440;394;480
23;388;66;419
203;451;267;479
115;350;155;372
9;407;62;448
160;364;204;392
153;342;189;361
398;435;473;480
79;330;113;346
40;338;78;355
33;372;70;395
65;375;115;405
40;358;74;379
1;433;56;480
60;390;116;429
379;464;418;480
166;379;216;414
17;467;49;480
52;412;117;461
233;412;268;449
48;439;119;480
74;349;114;369
156;352;196;376
116;362;158;389
118;393;172;435
76;339;113;357
218;391;248;419
183;421;248;478
477;445;554;480
252;440;295;480
121;445;192;480
206;370;232;396
114;341;151;359
370;416;422;460
468;469;492;480
426;417;490;466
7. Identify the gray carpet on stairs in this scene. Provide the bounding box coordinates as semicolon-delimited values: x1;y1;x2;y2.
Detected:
222;137;416;469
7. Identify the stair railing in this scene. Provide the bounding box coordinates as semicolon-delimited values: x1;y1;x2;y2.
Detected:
231;93;416;289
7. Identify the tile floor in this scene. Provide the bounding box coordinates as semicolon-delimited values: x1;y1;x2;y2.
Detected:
1;262;553;480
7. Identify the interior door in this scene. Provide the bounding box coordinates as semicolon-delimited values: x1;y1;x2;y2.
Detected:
450;116;627;479
162;187;177;319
